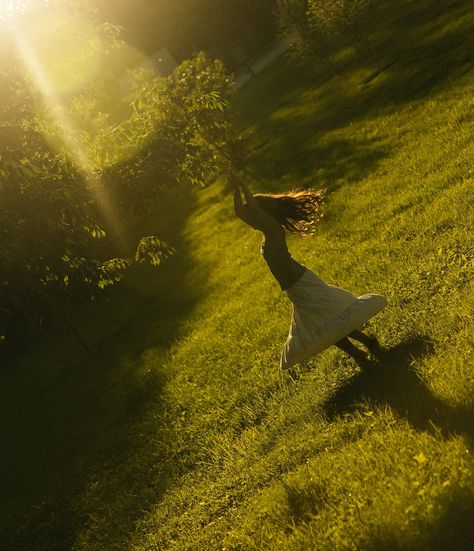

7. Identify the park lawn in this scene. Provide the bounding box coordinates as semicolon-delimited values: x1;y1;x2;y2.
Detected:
1;1;473;549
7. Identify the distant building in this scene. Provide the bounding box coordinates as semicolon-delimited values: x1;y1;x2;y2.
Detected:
147;2;284;86
233;40;289;88
116;0;283;87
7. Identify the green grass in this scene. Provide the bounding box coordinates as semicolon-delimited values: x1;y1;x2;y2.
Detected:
1;1;474;549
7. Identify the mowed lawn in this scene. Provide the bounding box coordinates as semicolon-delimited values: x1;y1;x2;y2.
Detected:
1;1;473;550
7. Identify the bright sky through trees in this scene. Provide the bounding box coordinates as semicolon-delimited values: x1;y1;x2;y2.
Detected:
1;1;150;165
1;1;124;237
0;0;27;19
4;8;98;168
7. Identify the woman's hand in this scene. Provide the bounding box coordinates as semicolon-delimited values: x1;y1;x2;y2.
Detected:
230;172;256;217
231;173;246;220
229;172;283;238
234;175;256;206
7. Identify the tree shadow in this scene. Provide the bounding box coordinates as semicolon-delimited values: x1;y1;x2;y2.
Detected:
0;185;210;550
360;0;473;104
238;1;473;187
423;488;474;551
326;335;474;448
364;489;474;551
247;130;390;189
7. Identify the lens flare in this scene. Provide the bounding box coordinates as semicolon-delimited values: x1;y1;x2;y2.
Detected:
3;5;162;244
5;12;123;239
0;0;28;20
22;11;105;97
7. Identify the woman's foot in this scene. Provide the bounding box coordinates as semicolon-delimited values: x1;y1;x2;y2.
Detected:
350;348;375;369
365;336;385;360
336;337;375;368
348;330;385;361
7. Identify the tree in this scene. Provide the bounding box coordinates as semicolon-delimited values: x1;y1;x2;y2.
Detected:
99;52;233;218
307;0;376;64
276;0;336;72
0;7;233;355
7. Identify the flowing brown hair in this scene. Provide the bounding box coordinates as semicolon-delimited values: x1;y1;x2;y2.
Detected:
254;189;325;236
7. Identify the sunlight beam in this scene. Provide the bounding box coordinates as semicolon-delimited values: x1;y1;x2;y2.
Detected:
7;17;125;243
0;0;27;20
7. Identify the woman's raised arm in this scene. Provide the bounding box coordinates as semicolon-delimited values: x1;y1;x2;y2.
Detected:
233;178;246;220
235;175;257;206
229;172;283;238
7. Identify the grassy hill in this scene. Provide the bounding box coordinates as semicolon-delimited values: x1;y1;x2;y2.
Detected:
1;1;473;549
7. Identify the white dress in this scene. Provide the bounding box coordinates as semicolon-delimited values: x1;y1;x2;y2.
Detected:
280;267;387;370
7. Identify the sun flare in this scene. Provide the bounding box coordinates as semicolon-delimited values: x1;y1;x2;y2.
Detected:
0;1;25;19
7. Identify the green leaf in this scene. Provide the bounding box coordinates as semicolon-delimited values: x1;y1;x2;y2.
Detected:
135;236;175;267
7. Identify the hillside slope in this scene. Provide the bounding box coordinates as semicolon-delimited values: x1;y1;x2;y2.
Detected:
1;1;473;549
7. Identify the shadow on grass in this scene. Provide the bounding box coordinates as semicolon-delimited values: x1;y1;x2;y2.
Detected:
325;335;474;550
423;489;474;551
238;0;473;187
251;132;390;191
0;185;209;551
326;335;474;447
365;489;474;551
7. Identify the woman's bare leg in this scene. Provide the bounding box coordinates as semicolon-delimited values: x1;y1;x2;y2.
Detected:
348;329;383;358
335;337;370;365
348;329;372;345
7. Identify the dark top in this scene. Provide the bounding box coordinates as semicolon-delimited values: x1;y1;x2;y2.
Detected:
261;237;306;291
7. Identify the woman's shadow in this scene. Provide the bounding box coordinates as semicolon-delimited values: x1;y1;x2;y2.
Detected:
326;335;474;449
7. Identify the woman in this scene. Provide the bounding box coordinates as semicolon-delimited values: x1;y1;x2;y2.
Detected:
231;173;387;373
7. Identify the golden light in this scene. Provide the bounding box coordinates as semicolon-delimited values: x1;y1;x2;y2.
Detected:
19;10;105;97
0;0;27;20
2;2;160;243
11;21;92;168
3;4;126;238
3;4;156;162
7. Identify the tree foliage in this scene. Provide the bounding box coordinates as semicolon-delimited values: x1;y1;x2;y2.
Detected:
0;9;233;353
276;0;376;67
0;64;113;343
307;0;376;63
276;0;336;70
99;52;233;217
